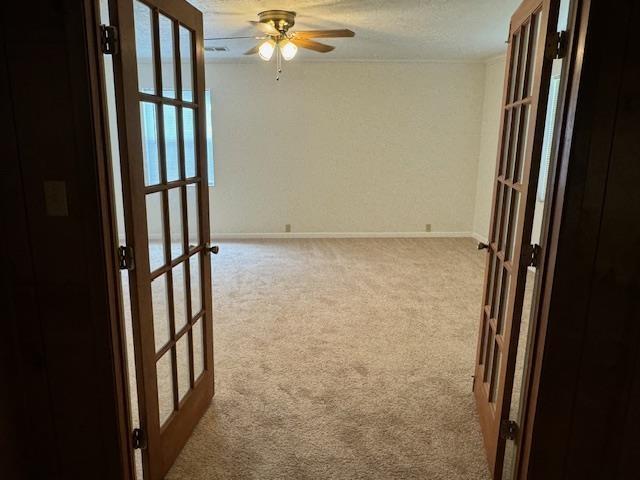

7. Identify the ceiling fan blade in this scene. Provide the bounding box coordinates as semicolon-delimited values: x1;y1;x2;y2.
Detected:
291;38;335;53
293;29;355;39
243;45;259;55
249;20;280;36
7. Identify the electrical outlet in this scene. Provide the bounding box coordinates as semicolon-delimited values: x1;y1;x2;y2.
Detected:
425;223;432;232
285;224;291;233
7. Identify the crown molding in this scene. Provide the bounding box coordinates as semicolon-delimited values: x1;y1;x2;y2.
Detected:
204;57;488;65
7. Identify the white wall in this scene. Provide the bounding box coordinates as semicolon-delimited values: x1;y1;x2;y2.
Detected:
116;60;512;240
206;61;485;235
472;55;506;242
108;52;558;244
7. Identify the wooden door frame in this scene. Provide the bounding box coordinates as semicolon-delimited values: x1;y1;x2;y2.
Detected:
80;0;215;478
85;0;139;478
484;0;591;478
510;0;584;475
77;0;596;478
521;0;640;475
106;0;214;477
478;0;594;477
2;0;135;477
474;0;562;476
513;0;634;477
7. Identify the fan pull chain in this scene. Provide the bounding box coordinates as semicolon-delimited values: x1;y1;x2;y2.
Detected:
276;44;282;81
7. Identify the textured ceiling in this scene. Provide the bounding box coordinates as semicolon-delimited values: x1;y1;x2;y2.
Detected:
188;0;522;62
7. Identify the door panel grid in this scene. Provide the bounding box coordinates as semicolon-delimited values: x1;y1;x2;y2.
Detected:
480;12;541;401
473;0;559;477
110;0;213;477
146;10;199;428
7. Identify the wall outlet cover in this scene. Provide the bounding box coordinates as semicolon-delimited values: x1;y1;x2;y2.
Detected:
285;224;291;232
425;223;432;232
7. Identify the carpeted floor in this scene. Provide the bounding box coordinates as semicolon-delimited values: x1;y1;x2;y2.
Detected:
164;237;490;480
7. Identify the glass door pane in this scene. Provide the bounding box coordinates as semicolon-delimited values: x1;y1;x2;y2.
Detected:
158;14;176;97
134;1;155;93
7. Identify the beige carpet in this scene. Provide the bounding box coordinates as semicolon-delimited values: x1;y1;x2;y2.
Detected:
166;237;490;480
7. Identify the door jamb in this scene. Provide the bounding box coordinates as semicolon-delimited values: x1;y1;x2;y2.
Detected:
75;0;593;478
512;0;591;478
82;0;137;478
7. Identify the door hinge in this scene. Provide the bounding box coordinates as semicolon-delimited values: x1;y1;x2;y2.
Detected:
100;24;119;55
526;243;542;268
118;245;135;270
471;374;476;392
500;419;519;440
545;30;568;60
132;428;147;450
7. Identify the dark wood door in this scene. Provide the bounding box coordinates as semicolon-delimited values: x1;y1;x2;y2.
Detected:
473;0;560;477
108;0;214;478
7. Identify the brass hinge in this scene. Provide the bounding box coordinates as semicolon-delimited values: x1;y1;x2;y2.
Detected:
500;419;519;440
545;30;568;60
100;24;119;55
132;428;147;450
118;245;135;270
526;243;542;268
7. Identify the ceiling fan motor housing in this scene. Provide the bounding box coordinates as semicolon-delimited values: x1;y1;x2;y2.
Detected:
257;10;296;33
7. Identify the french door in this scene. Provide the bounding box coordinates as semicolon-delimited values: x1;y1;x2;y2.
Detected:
473;0;560;477
107;0;214;478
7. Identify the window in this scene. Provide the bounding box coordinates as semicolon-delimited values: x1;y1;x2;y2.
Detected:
140;89;215;186
536;76;560;202
205;91;214;186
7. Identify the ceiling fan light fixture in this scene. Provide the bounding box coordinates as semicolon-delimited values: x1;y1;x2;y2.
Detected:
258;39;275;61
279;39;298;61
207;10;355;79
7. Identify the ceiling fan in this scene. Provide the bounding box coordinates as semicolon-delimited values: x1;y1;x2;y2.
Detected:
205;10;355;79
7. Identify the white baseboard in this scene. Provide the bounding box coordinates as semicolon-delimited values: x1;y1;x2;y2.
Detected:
211;231;473;240
471;232;489;244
